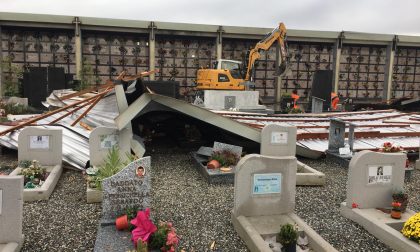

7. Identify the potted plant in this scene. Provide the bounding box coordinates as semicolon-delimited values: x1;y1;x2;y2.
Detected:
19;160;48;188
207;150;240;171
391;201;402;219
116;206;139;231
401;212;420;243
276;223;298;252
392;188;409;212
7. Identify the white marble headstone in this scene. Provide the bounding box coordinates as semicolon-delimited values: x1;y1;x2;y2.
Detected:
260;124;297;157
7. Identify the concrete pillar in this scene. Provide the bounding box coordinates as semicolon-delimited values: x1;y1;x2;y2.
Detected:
383;36;397;102
148;22;157;81
73;17;82;80
216;26;224;61
0;25;3;95
274;44;283;112
332;33;344;93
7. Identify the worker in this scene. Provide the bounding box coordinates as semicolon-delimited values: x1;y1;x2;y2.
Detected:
291;90;300;109
331;92;339;110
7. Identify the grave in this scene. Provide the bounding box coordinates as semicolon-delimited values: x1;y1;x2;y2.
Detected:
86;126;131;203
325;118;353;166
311;96;325;113
340;150;419;252
260;124;326;186
191;141;242;184
94;157;151;252
0;176;24;252
231;153;337;252
9;126;63;201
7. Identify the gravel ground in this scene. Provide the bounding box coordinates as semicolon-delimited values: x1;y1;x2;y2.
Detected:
1;144;419;251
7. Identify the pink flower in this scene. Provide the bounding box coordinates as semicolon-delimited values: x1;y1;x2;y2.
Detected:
130;208;157;246
166;230;179;246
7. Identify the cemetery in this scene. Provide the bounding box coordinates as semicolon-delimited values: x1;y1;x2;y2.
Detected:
0;11;420;252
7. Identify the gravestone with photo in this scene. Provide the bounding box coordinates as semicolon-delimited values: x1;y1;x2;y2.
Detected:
87;126;132;203
94;157;151;252
326;118;353;166
340;150;419;252
0;176;24;252
9;126;63;201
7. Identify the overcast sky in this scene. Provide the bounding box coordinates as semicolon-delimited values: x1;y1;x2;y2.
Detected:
1;0;420;36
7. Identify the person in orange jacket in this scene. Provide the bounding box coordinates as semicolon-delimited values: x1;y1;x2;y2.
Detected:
291;90;300;109
331;92;339;110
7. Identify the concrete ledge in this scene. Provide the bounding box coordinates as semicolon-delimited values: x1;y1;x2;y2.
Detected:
191;152;235;184
9;165;62;202
416;160;420;170
232;212;337;252
0;235;24;252
340;202;420;252
297;161;326;186
87;186;103;203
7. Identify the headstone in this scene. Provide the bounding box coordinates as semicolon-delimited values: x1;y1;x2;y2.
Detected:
260;124;297;157
327;118;346;153
101;157;151;223
233;154;297;217
89;126;131;167
213;141;242;157
346;151;406;209
0;176;23;244
311;96;324;113
348;123;356;152
18;126;62;166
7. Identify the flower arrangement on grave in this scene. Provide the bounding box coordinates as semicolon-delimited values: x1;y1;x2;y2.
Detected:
18;160;48;188
207;150;240;172
379;142;403;153
391;201;402;219
115;206;139;231
276;223;298;252
401;212;420;244
392;187;409;213
126;208;179;252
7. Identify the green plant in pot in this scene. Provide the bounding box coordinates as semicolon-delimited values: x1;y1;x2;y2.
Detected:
276;223;298;252
392;187;408;212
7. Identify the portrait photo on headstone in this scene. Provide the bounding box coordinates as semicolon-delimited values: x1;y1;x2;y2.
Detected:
368;165;392;184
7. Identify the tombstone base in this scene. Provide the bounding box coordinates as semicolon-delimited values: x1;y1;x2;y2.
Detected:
191;152;235;184
9;165;62;202
340;202;420;252
0;235;24;252
326;150;352;167
416;159;420;170
87;186;103;203
93;222;133;252
232;212;337;252
296;161;326;186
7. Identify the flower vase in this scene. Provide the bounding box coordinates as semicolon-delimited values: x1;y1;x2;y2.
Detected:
391;209;401;219
282;242;297;252
393;196;408;213
207;160;220;169
115;215;129;230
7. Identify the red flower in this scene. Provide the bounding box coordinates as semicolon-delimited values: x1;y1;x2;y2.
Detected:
383;142;392;148
392;202;402;208
352;202;358;208
130;208;157;246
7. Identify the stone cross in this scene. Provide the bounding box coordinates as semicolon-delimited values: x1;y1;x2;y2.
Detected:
0;176;23;244
233;154;297;217
101;157;151;223
346;150;406;209
18;126;62;166
260;124;297;157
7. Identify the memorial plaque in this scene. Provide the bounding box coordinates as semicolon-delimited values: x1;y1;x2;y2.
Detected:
271;132;288;145
368;165;392;184
102;157;151;222
100;134;119;149
29;135;49;149
252;173;282;195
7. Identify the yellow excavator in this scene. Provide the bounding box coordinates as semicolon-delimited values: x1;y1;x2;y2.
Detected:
196;22;288;91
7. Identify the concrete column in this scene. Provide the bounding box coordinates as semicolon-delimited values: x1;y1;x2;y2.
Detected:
0;25;3;95
274;44;283;112
216;26;224;61
383;36;397;102
148;22;157;81
332;33;344;93
73;17;82;80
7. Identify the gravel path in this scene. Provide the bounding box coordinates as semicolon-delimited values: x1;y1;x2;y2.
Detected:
1;144;419;251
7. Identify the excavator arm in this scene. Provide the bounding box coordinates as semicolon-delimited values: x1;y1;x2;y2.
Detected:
244;22;288;81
